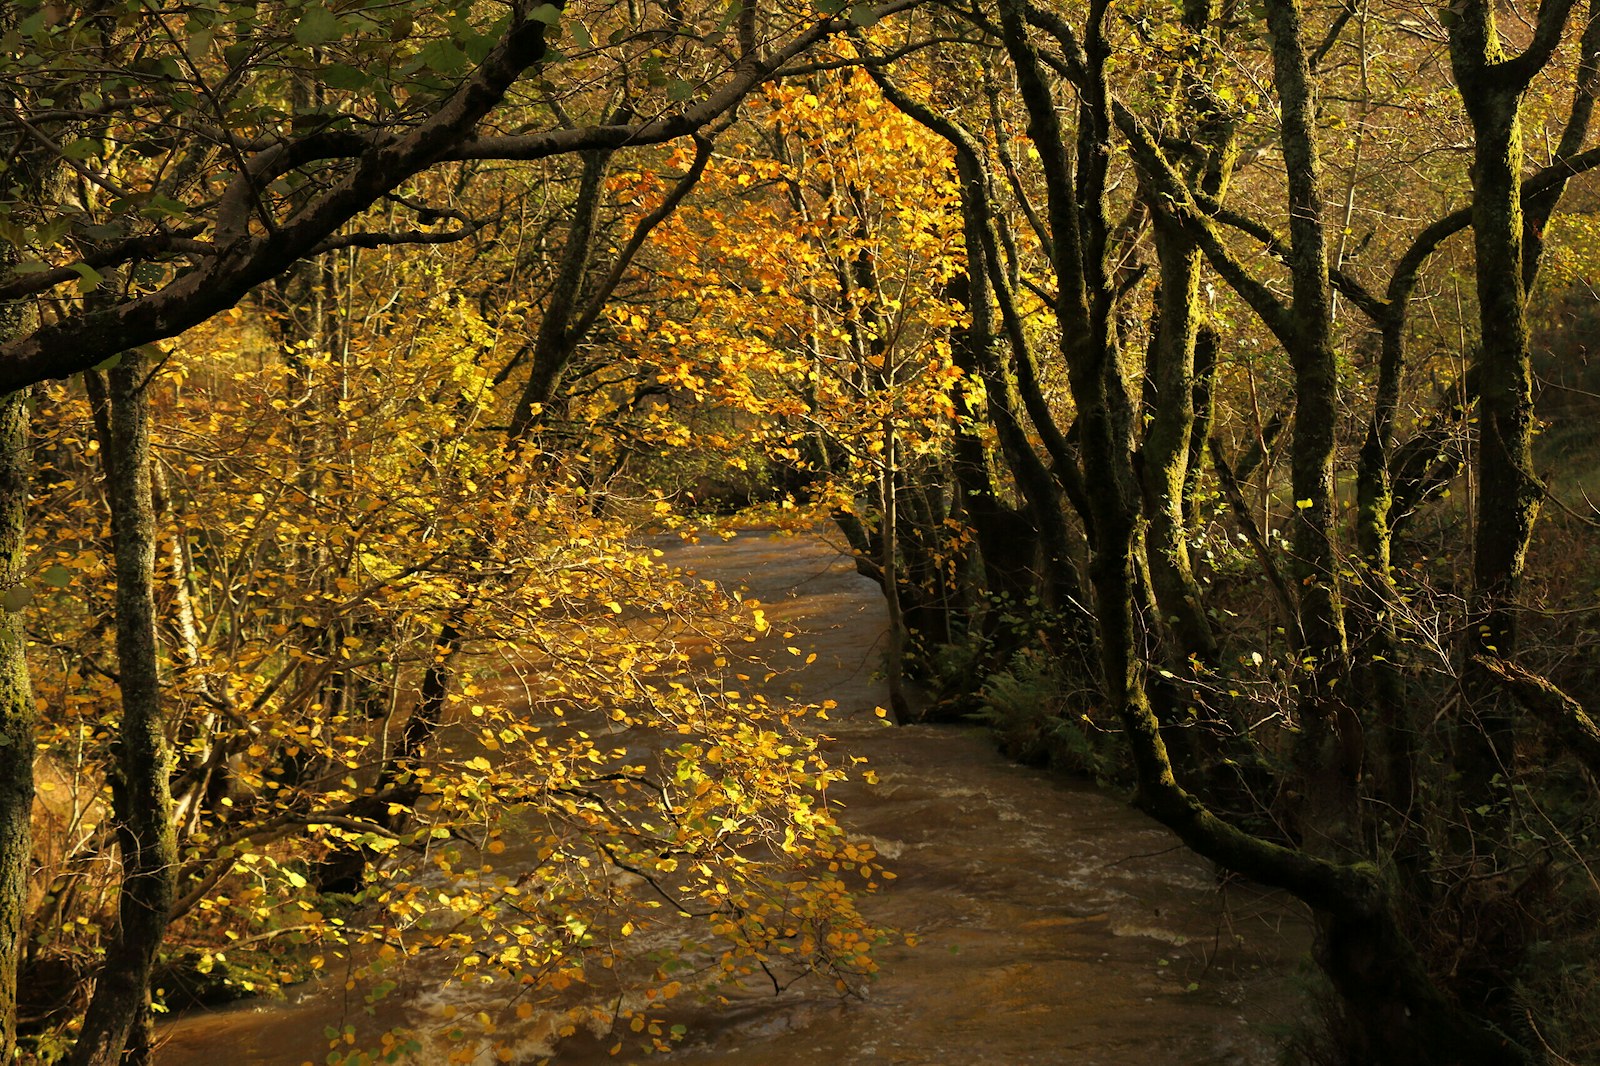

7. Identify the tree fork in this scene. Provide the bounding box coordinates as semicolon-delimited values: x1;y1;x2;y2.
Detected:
1449;0;1575;813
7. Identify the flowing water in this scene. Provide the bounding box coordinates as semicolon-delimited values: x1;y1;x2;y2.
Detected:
156;528;1311;1066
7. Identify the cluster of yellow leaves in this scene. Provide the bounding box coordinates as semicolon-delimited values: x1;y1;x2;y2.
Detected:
600;60;972;527
21;236;892;1060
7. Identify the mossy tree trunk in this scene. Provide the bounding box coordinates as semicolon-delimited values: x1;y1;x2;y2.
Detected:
1448;0;1577;809
1261;0;1359;841
1142;221;1219;665
1138;0;1230;669
69;350;178;1066
995;0;1538;1057
0;374;33;1065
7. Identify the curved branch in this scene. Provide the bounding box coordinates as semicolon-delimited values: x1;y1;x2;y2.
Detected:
1476;655;1600;780
0;230;213;302
306;223;487;256
1115;100;1299;349
0;0;923;393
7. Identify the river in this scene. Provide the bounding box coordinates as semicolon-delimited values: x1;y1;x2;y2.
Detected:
155;528;1310;1066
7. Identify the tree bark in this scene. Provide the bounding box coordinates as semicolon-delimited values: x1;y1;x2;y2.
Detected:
0;379;33;1064
1449;0;1576;804
1476;656;1600;781
1142;222;1219;663
1263;0;1358;836
1139;0;1229;668
70;350;178;1066
506;146;616;443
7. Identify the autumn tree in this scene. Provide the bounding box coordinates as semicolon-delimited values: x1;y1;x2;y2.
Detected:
824;0;1600;1058
0;0;921;1057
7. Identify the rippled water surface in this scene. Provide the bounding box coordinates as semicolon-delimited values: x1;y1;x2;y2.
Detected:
156;528;1310;1066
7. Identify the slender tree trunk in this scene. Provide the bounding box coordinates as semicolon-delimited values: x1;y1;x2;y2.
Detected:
1354;309;1423;843
1181;326;1218;530
0;4;45;1044
879;421;910;723
1141;223;1218;663
70;350;178;1066
506;146;614;444
1448;0;1577;807
0;381;33;1064
1263;0;1359;840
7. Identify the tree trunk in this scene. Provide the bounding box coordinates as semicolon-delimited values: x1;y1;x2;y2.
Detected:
879;422;911;723
0;5;45;1044
506;146;615;444
0;381;33;1064
1141;222;1218;663
1262;0;1358;840
70;350;178;1066
1448;0;1576;809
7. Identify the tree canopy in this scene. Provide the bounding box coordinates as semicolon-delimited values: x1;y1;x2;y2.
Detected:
6;0;1600;1062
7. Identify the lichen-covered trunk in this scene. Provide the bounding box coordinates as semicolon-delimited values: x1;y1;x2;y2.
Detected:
0;378;33;1064
1141;223;1217;664
1263;0;1358;841
1463;92;1538;774
1448;0;1565;810
70;350;178;1066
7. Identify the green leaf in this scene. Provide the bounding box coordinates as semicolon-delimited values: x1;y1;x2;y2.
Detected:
186;26;215;60
528;4;561;25
415;39;468;74
62;138;102;162
847;3;879;26
2;587;32;612
71;263;103;294
142;195;189;221
459;27;498;64
40;565;73;588
294;5;344;46
320;63;370;90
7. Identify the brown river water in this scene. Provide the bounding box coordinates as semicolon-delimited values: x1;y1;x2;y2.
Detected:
156;528;1311;1066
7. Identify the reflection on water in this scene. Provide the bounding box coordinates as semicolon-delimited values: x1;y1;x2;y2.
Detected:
156;527;1309;1066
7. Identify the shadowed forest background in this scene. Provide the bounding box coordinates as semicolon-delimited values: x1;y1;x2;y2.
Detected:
4;0;1600;1062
